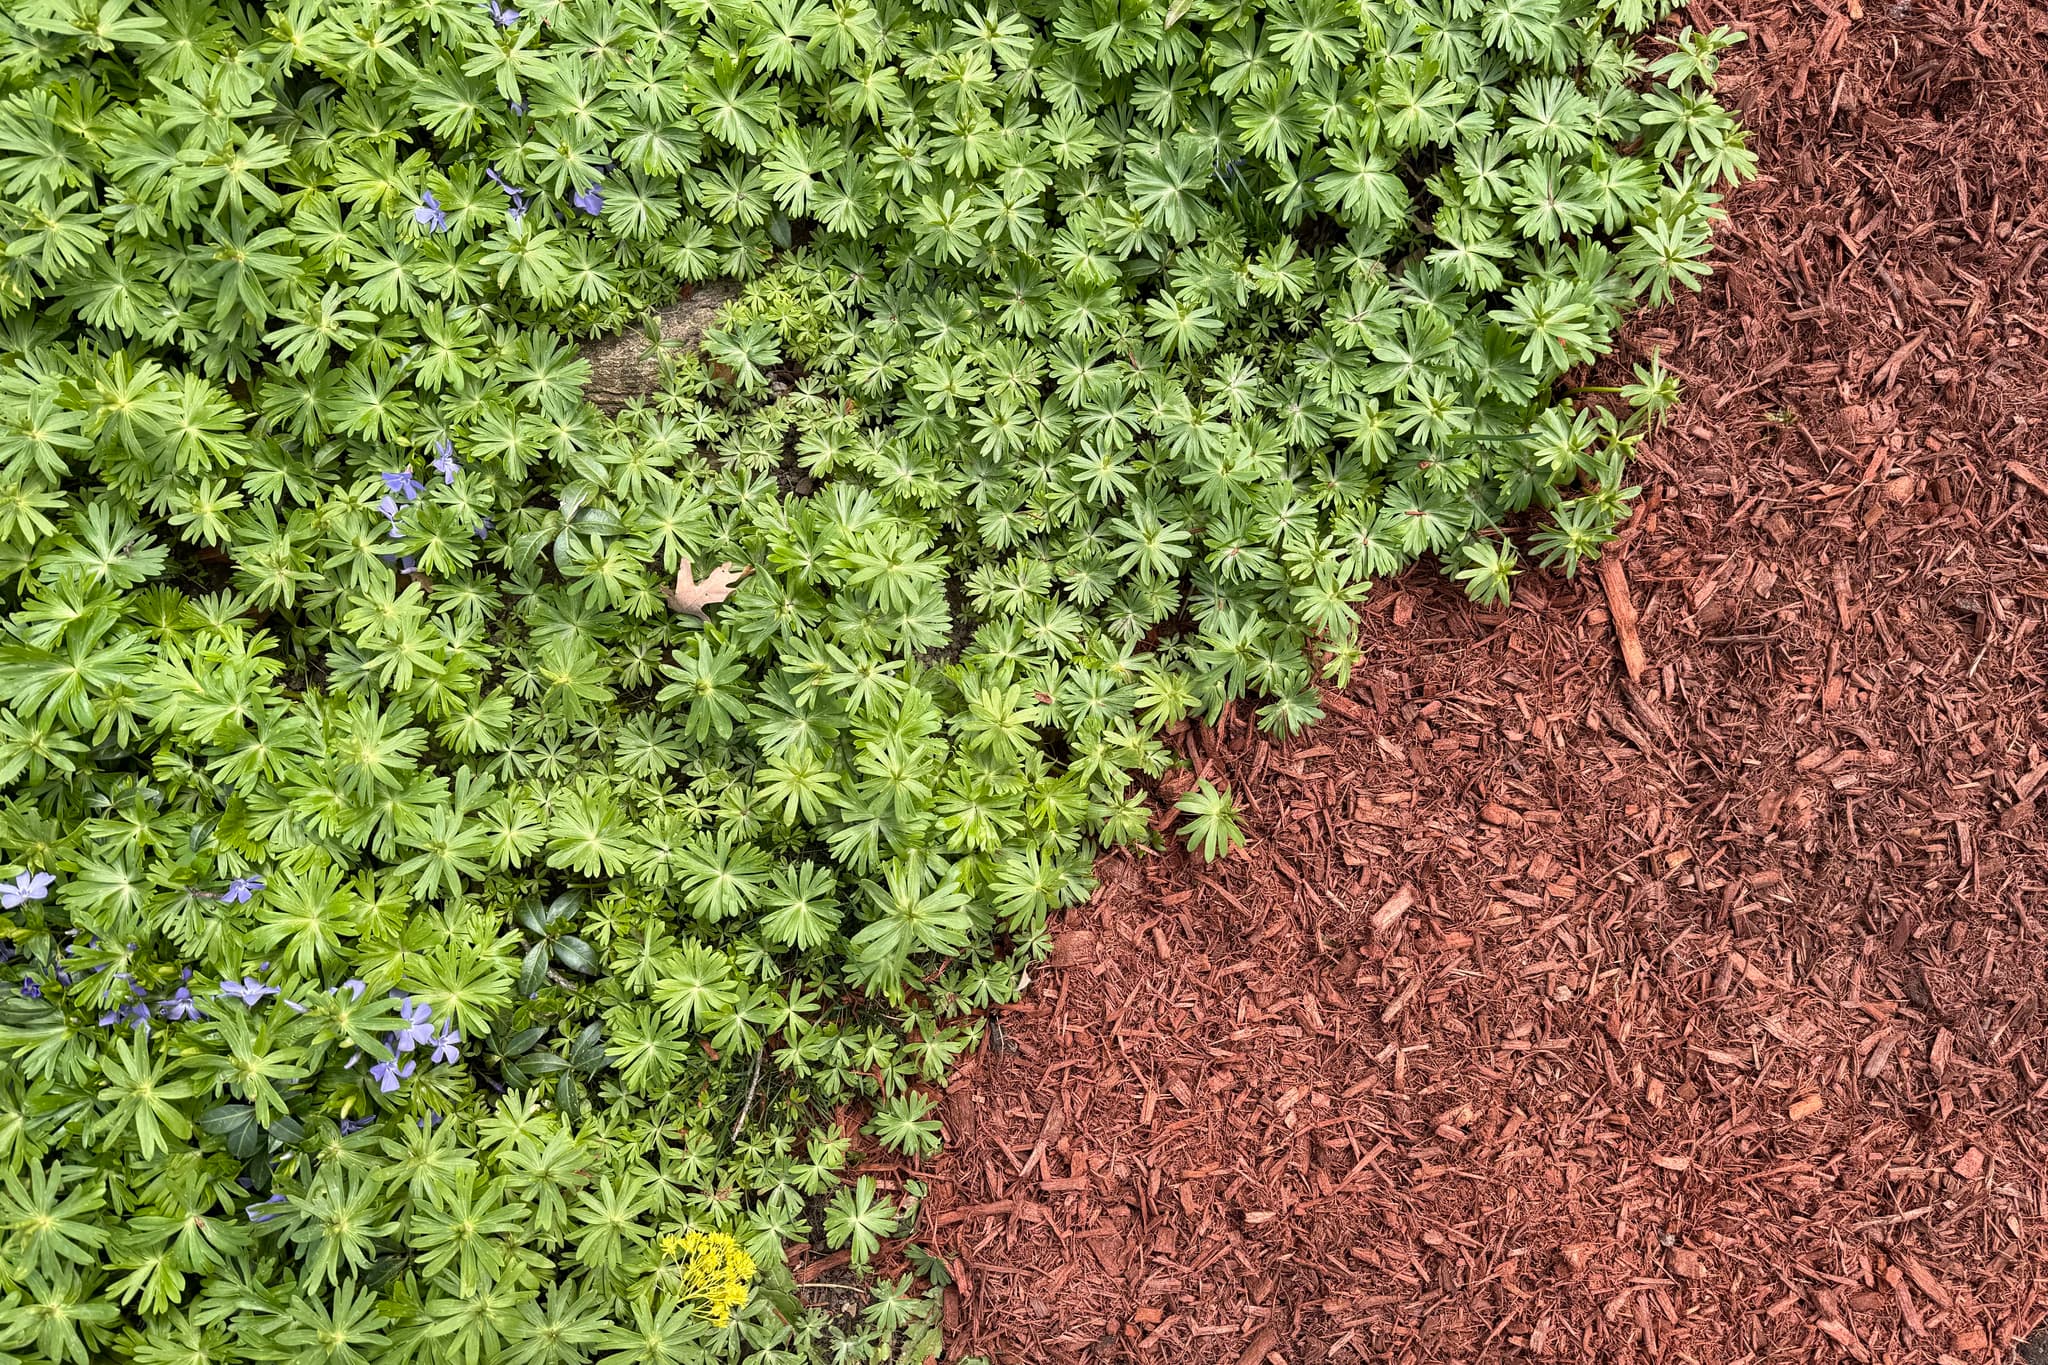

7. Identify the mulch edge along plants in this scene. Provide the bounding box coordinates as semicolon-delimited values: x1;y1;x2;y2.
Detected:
914;0;2048;1359
1;0;2040;1356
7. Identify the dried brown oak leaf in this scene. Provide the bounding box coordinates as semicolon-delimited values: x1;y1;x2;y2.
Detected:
664;558;751;617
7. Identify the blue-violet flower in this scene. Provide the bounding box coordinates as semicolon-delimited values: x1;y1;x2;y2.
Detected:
221;977;278;1007
413;191;448;233
2;871;53;910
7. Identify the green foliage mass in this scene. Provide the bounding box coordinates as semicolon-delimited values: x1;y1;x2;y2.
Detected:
0;0;1747;1355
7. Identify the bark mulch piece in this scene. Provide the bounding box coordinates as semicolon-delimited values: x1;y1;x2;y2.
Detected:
919;0;2048;1359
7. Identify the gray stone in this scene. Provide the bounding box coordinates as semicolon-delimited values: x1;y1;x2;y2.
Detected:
580;281;739;411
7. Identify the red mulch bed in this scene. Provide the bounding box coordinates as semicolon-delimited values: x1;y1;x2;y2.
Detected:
915;0;2048;1360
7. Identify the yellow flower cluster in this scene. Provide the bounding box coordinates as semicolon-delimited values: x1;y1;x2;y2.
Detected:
659;1230;756;1326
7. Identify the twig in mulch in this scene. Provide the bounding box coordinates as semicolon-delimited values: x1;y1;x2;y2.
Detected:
730;1048;764;1141
1597;553;1648;682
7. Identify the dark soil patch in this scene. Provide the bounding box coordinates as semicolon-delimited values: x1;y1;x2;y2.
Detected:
916;0;2048;1360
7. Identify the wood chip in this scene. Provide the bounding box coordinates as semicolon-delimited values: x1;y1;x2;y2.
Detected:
2006;460;2048;497
1597;555;1648;682
1370;884;1415;934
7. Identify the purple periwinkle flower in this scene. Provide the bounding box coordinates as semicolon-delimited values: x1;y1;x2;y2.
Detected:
19;977;40;999
400;556;418;573
1;871;54;910
161;986;202;1022
472;517;494;540
429;1024;462;1065
572;184;604;216
486;0;519;24
221;977;278;1007
245;1194;287;1223
340;1116;376;1135
370;1058;416;1093
509;100;527;116
432;439;460;484
413;191;448;233
339;979;366;1001
222;875;265;905
394;997;435;1052
377;495;400;522
99;1002;150;1031
485;168;528;222
381;469;424;502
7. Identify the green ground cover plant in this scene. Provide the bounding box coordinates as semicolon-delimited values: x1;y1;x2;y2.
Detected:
0;0;1747;1357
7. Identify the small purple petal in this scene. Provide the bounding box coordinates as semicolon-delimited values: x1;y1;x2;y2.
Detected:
381;469;423;502
413;191;448;233
370;1058;416;1094
1;871;53;910
220;977;279;1007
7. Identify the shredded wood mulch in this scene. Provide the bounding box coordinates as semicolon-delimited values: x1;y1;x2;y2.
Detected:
915;0;2048;1360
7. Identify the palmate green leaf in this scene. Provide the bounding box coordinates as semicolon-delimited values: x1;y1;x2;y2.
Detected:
93;1036;199;1161
822;1176;897;1268
285;1170;399;1293
0;1163;108;1282
278;1279;392;1365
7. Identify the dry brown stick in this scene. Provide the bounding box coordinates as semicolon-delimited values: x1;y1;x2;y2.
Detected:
729;1047;764;1141
1598;553;1648;683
